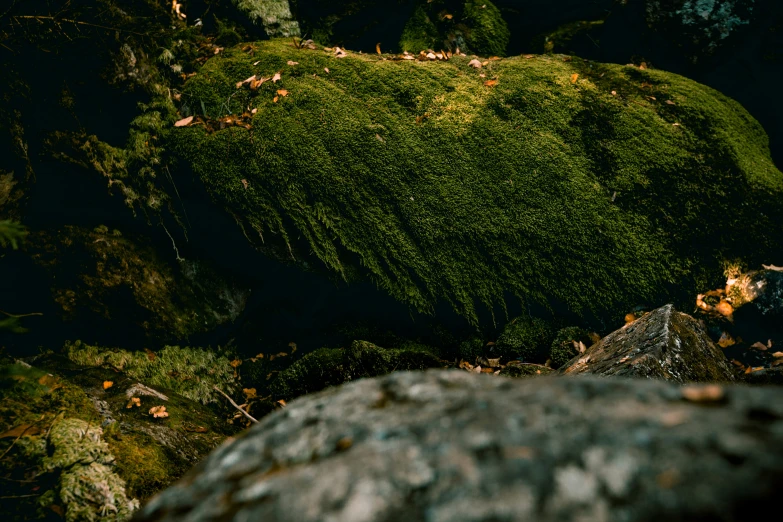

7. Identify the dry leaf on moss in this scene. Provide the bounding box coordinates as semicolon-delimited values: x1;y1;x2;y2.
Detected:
484;79;498;87
272;72;281;83
468;59;482;69
287;60;299;66
149;405;169;418
103;381;113;390
174;116;193;127
277;89;289;97
126;397;141;409
570;73;579;84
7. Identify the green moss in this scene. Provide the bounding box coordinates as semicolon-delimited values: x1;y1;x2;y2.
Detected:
499;362;555;378
64;342;238;404
269;340;443;398
400;5;441;52
461;0;510;56
172;39;783;326
494;316;554;362
549;326;591;369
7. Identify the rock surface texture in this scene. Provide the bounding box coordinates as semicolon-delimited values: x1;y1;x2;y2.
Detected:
560;305;735;382
134;370;783;522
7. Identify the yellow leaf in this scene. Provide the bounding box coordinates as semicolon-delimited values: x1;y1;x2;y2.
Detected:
273;96;279;103
376;42;381;55
277;89;289;97
483;79;498;87
126;397;141;409
103;381;113;390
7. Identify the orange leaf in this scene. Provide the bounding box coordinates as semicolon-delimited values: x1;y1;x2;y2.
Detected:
483;79;498;87
570;73;579;84
174;116;193;127
277;89;289;97
376;42;381;56
103;381;113;390
149;405;169;418
681;385;725;403
273;96;279;103
126;397;141;409
230;359;242;368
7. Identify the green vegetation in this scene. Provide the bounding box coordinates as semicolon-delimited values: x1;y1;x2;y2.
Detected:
495;316;555;362
400;5;441;52
461;0;510;56
269;340;443;398
64;342;238;404
172;38;783;326
549;326;592;368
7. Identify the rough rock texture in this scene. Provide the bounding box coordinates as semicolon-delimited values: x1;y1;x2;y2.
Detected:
560;305;735;382
728;268;783;321
135;370;783;522
175;39;783;326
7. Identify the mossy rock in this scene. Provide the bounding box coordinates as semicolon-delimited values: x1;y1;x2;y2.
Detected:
28;226;249;347
269;340;443;398
399;5;442;53
549;326;592;369
494;316;555;362
461;0;510;56
172;38;783;327
0;356;239;519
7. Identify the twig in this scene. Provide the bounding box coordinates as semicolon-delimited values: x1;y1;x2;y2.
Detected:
213;386;258;424
0;310;42;318
0;494;40;499
11;15;147;36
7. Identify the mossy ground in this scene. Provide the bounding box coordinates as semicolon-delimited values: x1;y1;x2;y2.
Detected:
172;38;783;329
64;341;239;404
268;340;444;398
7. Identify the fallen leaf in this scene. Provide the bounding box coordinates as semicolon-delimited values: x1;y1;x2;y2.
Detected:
251;108;258;114
324;67;330;74
570;73;579;84
639;62;647;70
762;264;783;271
715;300;733;317
483;79;498;87
241;179;249;190
522;54;534;59
277;89;289;97
444;13;453;20
665;100;676;105
577;341;587;353
468;59;482;69
126;397;141;409
611;90;617;96
287;60;299;66
459;360;474;371
230;359;242;368
149;405;169;418
174;116;193;127
376;43;381;56
273;96;279;103
750;341;768;351
288;342;298;353
334;47;347;58
773;352;783;358
717;331;735;348
243;388;257;399
624;313;636;325
276;399;287;408
272;72;281;82
0;424;43;439
681;384;725;403
103;381;113;390
471;365;482;373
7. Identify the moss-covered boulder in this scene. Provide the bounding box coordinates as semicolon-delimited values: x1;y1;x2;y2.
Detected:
494;316;554;362
269;340;443;399
549;326;592;369
27;226;248;347
171;39;783;327
0;355;239;520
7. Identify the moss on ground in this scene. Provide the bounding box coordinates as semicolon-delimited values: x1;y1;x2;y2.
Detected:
269;340;443;398
549;326;592;369
64;341;238;404
171;38;783;327
494;316;555;362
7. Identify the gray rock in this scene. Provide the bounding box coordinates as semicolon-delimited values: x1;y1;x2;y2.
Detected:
559;305;735;383
134;370;783;522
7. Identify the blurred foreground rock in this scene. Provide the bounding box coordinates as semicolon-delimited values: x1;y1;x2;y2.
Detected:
560;305;735;382
135;370;783;522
